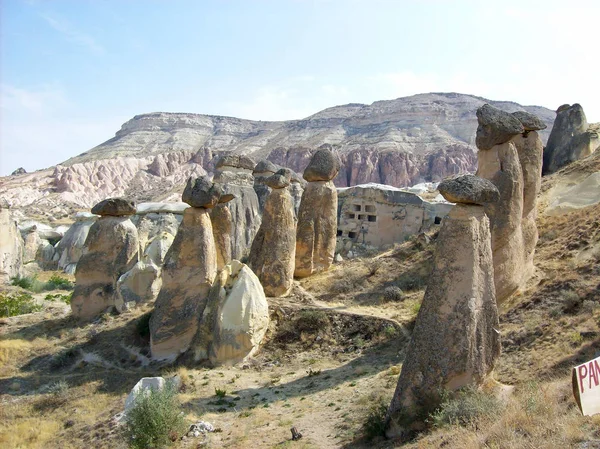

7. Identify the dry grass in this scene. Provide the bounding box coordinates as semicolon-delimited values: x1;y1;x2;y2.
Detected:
0;339;33;365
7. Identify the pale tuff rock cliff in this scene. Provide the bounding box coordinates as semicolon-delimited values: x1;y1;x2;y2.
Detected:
0;206;23;282
1;93;555;218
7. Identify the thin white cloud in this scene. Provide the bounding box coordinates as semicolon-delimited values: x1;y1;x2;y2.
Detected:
41;14;105;55
1;84;69;115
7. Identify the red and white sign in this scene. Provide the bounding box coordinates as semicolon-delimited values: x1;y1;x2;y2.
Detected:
573;355;600;416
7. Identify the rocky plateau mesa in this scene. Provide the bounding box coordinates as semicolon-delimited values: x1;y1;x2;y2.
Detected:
1;92;555;221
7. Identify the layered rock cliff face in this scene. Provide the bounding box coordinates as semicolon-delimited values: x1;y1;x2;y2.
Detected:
1;93;554;218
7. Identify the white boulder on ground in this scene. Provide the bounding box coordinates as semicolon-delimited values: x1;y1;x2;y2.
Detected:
54;212;98;274
191;260;269;366
117;256;162;306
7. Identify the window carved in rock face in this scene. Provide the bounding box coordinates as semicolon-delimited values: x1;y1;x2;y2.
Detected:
368;215;376;222
348;231;357;239
358;214;366;220
337;229;343;236
348;213;355;219
365;205;376;213
353;204;362;211
434;216;442;224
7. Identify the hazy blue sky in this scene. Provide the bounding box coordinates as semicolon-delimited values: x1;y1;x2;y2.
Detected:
1;0;598;175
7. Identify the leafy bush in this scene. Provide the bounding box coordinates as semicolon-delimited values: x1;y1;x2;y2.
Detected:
11;275;44;292
33;379;70;411
558;289;581;313
363;400;388;439
45;275;74;290
382;286;405;302
0;292;42;317
276;309;332;344
294;310;330;333
124;384;187;449
215;387;227;398
50;348;78;371
11;274;73;293
45;293;72;304
395;274;428;292
430;386;502;428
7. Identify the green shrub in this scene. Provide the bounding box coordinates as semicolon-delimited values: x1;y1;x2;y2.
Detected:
395;274;428;292
382;286;404;302
430;386;502;428
11;275;44;292
295;310;330;333
215;387;227;398
363;400;388;439
11;274;73;293
124;384;187;449
45;275;74;290
50;348;78;371
44;293;72;304
0;292;42;317
33;380;70;412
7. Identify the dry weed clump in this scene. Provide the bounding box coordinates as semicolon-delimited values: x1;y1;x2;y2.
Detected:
430;386;503;428
479;380;586;448
418;379;597;449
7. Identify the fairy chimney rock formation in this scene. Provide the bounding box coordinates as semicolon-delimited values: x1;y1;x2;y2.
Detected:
386;176;501;438
295;145;341;278
71;198;139;321
542;103;600;175
475;104;537;302
249;169;297;297
212;155;261;262
150;176;220;361
211;193;236;271
511;110;545;281
253;160;279;212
